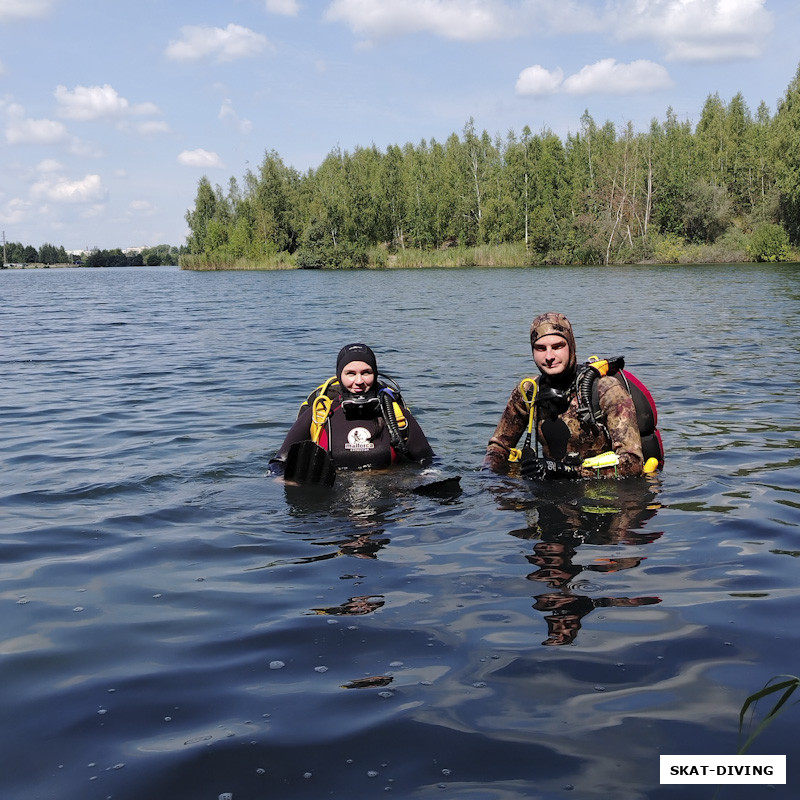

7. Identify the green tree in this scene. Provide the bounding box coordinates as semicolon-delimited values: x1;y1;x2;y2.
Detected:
185;176;218;254
746;223;791;261
381;143;408;250
650;108;694;237
250;149;298;255
771;63;800;241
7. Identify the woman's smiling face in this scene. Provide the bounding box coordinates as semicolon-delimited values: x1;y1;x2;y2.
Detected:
340;361;375;394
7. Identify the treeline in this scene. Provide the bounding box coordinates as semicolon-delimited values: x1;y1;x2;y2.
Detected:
2;243;180;267
83;245;180;268
3;242;72;265
184;64;800;269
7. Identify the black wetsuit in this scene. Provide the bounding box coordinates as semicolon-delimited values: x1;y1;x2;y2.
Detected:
273;396;433;470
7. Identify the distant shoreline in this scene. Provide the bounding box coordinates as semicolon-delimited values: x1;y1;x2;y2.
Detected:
178;242;799;271
1;263;167;270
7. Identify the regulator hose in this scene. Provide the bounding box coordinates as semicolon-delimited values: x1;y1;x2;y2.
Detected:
576;365;601;428
379;388;410;458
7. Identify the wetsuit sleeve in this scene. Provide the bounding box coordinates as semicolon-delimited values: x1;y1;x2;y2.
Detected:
582;376;643;478
270;406;314;468
483;384;529;473
402;410;434;464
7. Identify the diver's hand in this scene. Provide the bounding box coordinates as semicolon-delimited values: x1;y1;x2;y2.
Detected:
520;456;578;480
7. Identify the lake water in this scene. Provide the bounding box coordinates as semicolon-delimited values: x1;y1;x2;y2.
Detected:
1;263;798;800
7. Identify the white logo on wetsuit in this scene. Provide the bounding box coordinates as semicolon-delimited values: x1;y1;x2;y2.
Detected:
345;427;374;452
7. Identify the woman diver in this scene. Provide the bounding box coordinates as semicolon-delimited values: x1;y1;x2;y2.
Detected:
270;343;434;479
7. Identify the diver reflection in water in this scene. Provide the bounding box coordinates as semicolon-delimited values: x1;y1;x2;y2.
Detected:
281;473;398;562
532;593;659;647
523;536;659;645
504;479;663;646
333;529;390;559
311;595;385;616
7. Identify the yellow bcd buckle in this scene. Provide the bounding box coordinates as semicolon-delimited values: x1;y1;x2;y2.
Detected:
581;451;619;469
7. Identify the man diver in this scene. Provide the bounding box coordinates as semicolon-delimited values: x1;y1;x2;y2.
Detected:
483;313;645;479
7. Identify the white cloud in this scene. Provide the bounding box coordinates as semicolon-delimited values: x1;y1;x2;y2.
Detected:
0;197;31;225
265;0;300;14
612;0;773;61
325;0;513;42
219;99;253;135
0;0;57;21
31;174;106;204
563;58;673;94
515;65;565;96
324;0;772;59
533;0;605;35
67;138;105;158
36;158;63;173
128;199;157;216
517;58;673;96
134;120;171;136
177;149;225;168
165;24;271;63
5;104;69;145
55;84;160;121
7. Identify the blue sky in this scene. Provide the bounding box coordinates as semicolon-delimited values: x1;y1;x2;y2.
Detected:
1;0;798;251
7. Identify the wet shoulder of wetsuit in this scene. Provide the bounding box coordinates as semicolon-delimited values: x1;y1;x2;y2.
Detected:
484;383;530;473
400;407;435;465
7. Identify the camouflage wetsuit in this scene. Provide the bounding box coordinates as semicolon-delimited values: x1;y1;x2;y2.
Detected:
484;313;643;479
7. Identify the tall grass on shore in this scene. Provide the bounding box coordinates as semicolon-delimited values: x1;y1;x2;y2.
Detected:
379;242;530;268
179;253;295;271
180;243;531;271
180;236;798;271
